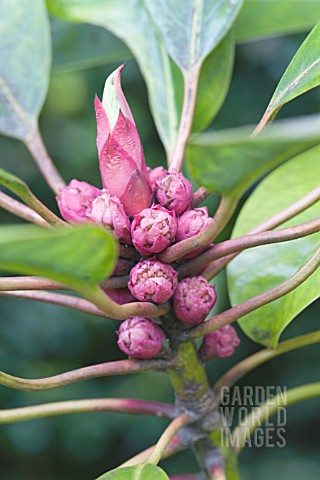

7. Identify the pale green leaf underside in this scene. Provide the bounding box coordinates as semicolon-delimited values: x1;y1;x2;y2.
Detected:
144;0;242;71
264;22;320;121
235;0;320;43
97;463;169;480
187;115;320;197
0;0;50;140
227;147;320;347
0;224;117;290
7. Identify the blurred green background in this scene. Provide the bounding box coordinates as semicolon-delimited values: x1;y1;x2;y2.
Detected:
0;17;319;480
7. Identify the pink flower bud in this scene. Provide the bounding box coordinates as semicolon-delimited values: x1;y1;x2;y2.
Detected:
117;316;166;358
173;276;216;325
147;166;168;191
56;179;100;223
199;325;240;361
129;259;178;303
156;169;193;215
176;207;213;259
95;65;151;216
131;205;177;256
86;189;131;244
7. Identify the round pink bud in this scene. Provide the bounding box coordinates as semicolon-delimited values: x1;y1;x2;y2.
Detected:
176;207;213;259
131;205;177;256
173;276;216;325
156;170;193;215
147;166;168;191
86;190;131;244
199;325;240;361
129;259;178;303
117;316;166;358
56;179;100;223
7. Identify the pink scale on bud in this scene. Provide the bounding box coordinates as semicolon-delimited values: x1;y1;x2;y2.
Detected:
95;65;151;216
173;276;216;325
176;207;213;259
156;169;193;215
56;179;100;223
86;189;131;244
147;166;168;191
129;259;178;303
117;316;166;358
199;325;240;361
131;205;177;256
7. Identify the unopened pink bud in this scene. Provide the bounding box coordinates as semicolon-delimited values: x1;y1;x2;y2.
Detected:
173;276;216;325
129;259;178;303
117;316;166;358
199;325;240;361
176;207;213;259
131;205;177;256
147;166;168;191
156;169;193;215
56;179;100;223
86;190;131;244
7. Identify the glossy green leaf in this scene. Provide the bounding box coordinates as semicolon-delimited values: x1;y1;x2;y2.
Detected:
187;115;320;198
144;0;242;71
47;0;235;156
52;20;131;73
192;30;234;132
235;0;320;43
227;146;320;347
0;224;118;290
259;22;320;128
0;0;50;140
97;463;169;480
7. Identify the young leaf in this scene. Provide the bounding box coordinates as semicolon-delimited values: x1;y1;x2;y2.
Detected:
187;115;320;198
256;22;320;132
97;464;169;480
144;0;242;71
235;0;320;43
0;0;50;140
0;224;118;290
227;146;320;348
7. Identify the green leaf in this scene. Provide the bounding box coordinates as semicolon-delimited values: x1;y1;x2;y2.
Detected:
97;463;169;480
235;0;320;43
52;20;131;73
144;0;243;71
0;0;50;140
0;224;118;291
187;115;320;198
259;22;320;128
192;30;234;132
227;146;320;348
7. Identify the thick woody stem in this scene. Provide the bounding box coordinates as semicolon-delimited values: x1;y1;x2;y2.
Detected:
202;186;320;280
178;217;320;278
25;125;66;195
159;195;238;263
0;191;49;227
213;330;320;401
0;398;176;424
189;245;320;338
0;358;174;391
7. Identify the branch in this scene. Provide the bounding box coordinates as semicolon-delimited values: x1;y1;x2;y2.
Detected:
189;245;320;338
191;187;211;208
147;413;192;465
25;125;65;195
0;275;129;291
169;69;200;171
159;195;238;263
0;358;173;391
178;217;320;278
0;398;177;425
230;382;320;454
0;191;49;227
213;330;320;401
202;186;320;280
